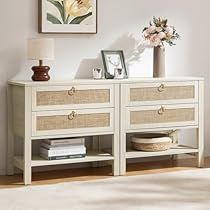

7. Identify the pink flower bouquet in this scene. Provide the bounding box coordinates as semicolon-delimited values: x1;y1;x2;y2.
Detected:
143;17;180;47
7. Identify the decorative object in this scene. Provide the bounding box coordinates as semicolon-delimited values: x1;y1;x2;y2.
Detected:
119;77;204;175
101;50;127;79
114;68;124;79
131;133;173;152
39;0;97;34
143;17;180;77
93;68;103;79
153;46;165;77
28;38;54;81
7;77;204;184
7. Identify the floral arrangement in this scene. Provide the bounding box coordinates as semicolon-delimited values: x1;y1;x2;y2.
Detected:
47;0;92;24
143;17;180;47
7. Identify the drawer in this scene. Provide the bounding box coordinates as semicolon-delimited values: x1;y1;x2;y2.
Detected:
32;85;114;111
126;81;198;106
32;108;114;136
126;104;198;130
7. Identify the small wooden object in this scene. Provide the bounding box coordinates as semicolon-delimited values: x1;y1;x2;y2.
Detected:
32;60;50;81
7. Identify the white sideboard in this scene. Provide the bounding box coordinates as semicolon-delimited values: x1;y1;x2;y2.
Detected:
120;78;204;175
7;77;204;184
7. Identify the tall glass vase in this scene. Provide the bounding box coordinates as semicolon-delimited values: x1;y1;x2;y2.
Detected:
153;46;165;77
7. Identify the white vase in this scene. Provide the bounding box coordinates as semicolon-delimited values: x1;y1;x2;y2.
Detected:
93;68;103;79
153;46;165;78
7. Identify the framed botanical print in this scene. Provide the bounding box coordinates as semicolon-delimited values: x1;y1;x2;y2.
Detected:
101;50;128;79
39;0;97;34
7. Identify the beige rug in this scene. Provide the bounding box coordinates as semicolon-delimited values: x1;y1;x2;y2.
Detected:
1;169;210;210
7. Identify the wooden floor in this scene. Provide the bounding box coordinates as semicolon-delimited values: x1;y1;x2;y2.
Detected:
0;157;209;188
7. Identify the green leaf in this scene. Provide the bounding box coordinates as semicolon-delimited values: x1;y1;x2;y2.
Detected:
70;12;92;24
47;13;62;24
47;0;65;23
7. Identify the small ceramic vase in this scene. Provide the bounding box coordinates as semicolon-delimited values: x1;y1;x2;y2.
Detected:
114;68;124;79
93;68;103;79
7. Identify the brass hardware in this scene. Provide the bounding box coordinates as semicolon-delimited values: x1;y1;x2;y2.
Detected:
68;87;76;96
158;106;165;115
68;111;76;120
158;84;165;92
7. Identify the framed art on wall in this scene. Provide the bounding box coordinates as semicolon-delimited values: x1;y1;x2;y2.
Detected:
101;50;128;79
39;0;97;34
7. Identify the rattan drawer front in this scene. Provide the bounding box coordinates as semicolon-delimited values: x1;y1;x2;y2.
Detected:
127;104;198;130
37;89;110;105
32;85;114;111
127;81;198;106
32;109;114;136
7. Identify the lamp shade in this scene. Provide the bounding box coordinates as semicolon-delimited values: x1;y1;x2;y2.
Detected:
28;38;54;60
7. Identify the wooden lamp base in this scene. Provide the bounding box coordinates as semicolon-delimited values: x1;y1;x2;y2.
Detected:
32;66;50;81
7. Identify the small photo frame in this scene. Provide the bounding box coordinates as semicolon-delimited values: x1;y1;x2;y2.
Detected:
101;50;128;79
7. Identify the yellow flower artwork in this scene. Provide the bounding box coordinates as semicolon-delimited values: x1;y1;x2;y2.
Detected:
39;0;97;33
47;0;92;24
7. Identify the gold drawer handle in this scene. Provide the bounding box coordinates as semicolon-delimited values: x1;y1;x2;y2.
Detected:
68;111;76;120
158;106;165;115
68;87;76;96
158;84;165;92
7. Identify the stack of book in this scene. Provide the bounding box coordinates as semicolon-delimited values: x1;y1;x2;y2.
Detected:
40;138;86;160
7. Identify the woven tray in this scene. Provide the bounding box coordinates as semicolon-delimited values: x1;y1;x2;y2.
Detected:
131;141;172;152
131;133;173;152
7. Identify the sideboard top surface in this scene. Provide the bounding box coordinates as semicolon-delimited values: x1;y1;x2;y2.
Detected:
8;77;204;87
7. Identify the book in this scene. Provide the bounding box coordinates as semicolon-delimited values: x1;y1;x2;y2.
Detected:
43;138;85;146
40;153;86;160
40;147;86;157
41;143;85;150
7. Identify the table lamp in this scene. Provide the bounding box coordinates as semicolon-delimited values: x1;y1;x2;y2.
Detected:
28;38;54;81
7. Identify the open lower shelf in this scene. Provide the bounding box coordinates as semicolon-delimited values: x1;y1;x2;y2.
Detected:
126;145;199;159
14;151;114;168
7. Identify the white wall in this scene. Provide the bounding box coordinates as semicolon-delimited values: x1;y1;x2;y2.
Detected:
0;0;209;174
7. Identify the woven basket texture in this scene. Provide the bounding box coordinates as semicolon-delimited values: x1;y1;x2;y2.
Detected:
132;142;172;152
130;108;194;125
37;113;110;131
37;89;110;106
130;86;194;102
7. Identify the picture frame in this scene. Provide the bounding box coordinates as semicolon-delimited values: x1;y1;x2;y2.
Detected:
101;50;128;79
39;0;97;34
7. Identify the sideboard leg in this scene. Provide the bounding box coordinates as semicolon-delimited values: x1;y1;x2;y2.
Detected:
24;138;32;185
112;134;119;176
119;133;126;175
7;85;14;175
119;83;126;176
171;130;179;161
197;80;204;168
171;155;178;161
197;127;204;168
112;84;120;176
7;134;14;175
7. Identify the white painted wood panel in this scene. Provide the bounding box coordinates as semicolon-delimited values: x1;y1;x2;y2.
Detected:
126;145;198;159
14;151;114;168
8;77;204;87
12;86;25;138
